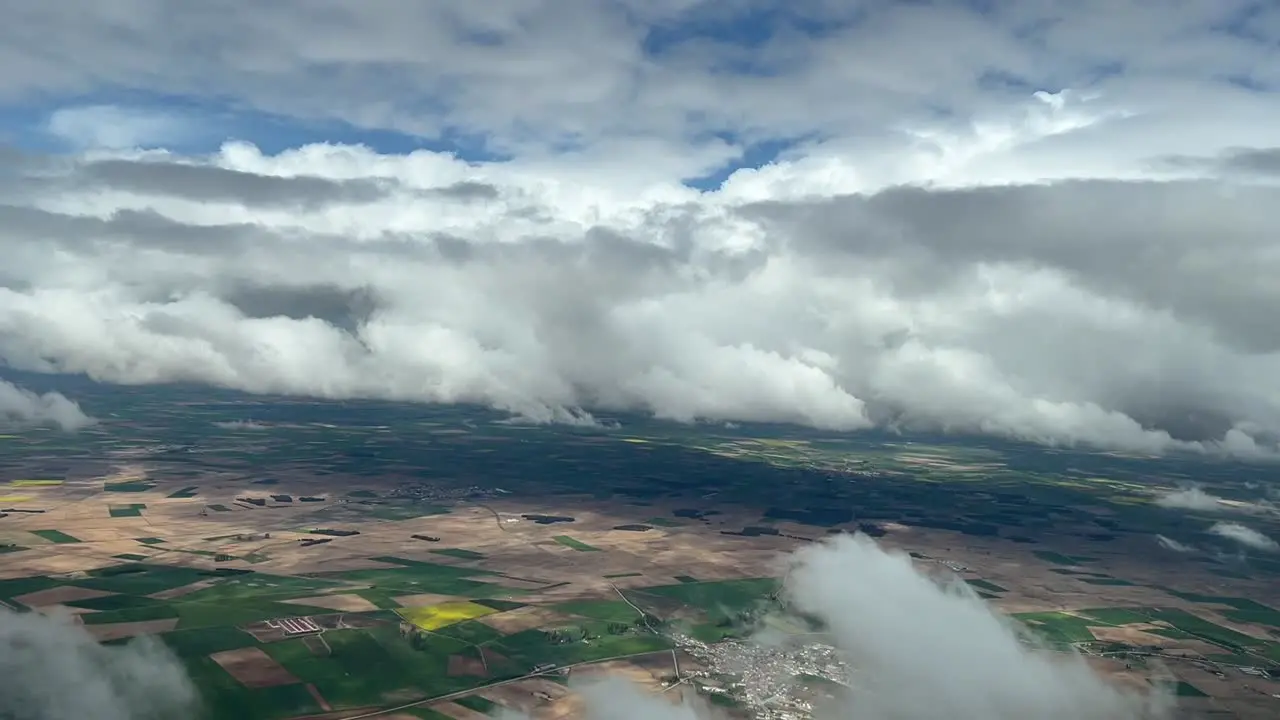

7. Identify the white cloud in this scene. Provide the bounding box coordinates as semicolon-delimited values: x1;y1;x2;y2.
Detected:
1209;522;1280;552
783;534;1171;719
0;379;95;431
1154;487;1226;512
1155;535;1196;553
0;3;1276;452
44;105;200;151
0;608;199;719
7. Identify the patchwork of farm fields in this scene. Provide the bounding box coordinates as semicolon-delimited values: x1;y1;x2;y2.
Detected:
0;559;786;719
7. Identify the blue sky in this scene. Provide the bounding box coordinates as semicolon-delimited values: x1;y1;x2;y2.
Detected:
0;0;1276;187
0;2;882;189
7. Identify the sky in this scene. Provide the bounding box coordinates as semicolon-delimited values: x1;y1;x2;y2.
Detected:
1;1;1280;454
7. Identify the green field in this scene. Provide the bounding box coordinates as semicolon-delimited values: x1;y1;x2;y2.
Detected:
0;575;62;602
1077;607;1155;625
1160;592;1280;628
31;529;82;544
435;619;506;646
1079;577;1135;586
965;579;1007;593
429;548;486;560
491;622;672;669
1144;609;1266;649
136;537;166;545
1012;612;1098;645
553;599;643;623
551;535;601;552
354;588;406;610
402;709;455;720
72;564;223;596
109;503;146;518
637;577;779;624
167;486;200;498
1168;681;1209;698
261;627;482;709
645;517;682;527
1062;606;1272;655
313;558;518;598
1032;550;1097;566
456;696;498;713
183;656;324;720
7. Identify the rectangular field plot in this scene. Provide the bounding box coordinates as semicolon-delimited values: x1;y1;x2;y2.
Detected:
635;577;779;622
109;504;146;518
1011;612;1098;645
30;529;82;544
490;622;672;669
184;656;323;720
429;548;486;560
552;599;643;623
262;627;484;710
313;561;515;598
551;535;600;552
398;601;497;631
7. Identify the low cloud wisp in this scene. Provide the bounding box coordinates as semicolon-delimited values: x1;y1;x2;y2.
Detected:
1156;535;1196;553
1209;522;1280;552
0;379;95;431
0;608;199;720
784;534;1171;720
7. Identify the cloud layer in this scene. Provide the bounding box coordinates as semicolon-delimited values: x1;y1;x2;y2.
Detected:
0;2;1279;453
2;143;1279;453
0;609;198;720
0;379;95;431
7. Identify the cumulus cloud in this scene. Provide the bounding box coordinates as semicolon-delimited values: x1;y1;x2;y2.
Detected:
1208;522;1280;552
0;2;1277;454
783;535;1171;719
1155;535;1196;553
0;379;95;431
0;608;199;720
1154;487;1226;512
0;144;1279;453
